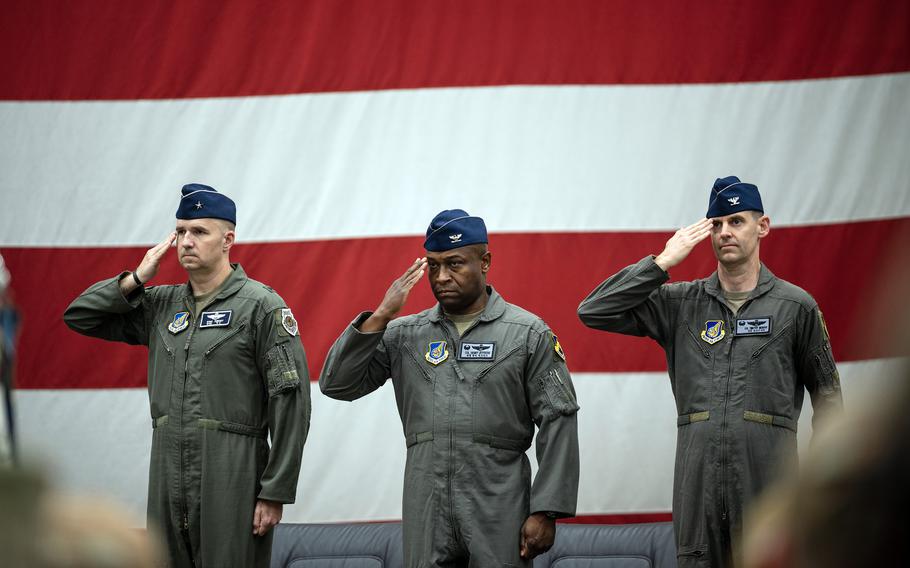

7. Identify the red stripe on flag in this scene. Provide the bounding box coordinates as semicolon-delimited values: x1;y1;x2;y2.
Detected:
2;0;908;100
5;217;908;389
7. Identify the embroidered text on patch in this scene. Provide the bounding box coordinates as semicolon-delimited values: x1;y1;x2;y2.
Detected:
199;310;232;328
735;317;772;336
458;342;496;361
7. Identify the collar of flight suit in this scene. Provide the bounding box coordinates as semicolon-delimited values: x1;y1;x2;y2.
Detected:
179;263;248;304
426;285;506;324
703;262;778;305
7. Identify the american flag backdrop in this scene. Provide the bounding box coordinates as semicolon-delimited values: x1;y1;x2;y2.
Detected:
1;0;909;524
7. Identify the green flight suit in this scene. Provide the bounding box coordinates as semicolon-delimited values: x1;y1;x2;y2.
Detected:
577;256;843;568
321;286;580;567
64;264;311;568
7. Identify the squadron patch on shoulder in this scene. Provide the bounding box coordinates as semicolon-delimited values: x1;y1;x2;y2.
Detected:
280;308;298;336
199;310;232;328
425;341;449;366
458;342;495;361
168;311;190;334
552;333;567;361
701;320;726;344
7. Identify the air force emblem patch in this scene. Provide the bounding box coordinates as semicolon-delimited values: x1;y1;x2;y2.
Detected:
199;310;232;328
458;342;495;361
168;311;190;334
425;341;449;365
701;320;726;344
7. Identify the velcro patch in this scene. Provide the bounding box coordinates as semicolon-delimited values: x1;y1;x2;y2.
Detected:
199;310;232;328
735;317;772;336
458;342;496;361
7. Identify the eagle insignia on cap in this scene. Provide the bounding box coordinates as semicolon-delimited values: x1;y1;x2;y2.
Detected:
448;233;462;243
727;196;740;205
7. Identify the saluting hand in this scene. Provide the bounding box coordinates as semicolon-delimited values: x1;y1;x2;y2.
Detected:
360;257;427;332
119;232;176;295
136;231;177;283
654;218;712;271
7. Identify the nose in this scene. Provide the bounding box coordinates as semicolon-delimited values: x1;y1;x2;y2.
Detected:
434;265;452;284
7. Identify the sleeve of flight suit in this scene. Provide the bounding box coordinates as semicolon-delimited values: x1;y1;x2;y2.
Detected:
525;325;580;518
319;311;392;401
576;256;674;345
63;273;151;346
255;306;312;504
796;304;844;430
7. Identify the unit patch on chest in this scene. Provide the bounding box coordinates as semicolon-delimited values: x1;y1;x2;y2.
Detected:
168;311;190;334
425;341;449;365
735;317;772;336
701;320;726;344
457;342;496;361
199;310;232;328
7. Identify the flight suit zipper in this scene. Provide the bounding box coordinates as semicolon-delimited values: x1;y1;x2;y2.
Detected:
440;321;462;545
719;305;734;522
180;302;197;537
475;345;522;382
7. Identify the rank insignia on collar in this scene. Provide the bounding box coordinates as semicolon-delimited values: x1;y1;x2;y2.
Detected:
168;311;190;334
425;341;449;366
701;320;726;344
281;308;298;336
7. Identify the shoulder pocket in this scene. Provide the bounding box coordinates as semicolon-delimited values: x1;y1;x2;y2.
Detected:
537;367;580;417
266;342;300;397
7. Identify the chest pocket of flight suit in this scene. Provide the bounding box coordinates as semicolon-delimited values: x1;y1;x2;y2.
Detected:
675;323;716;414
149;322;177;417
746;320;794;417
471;345;529;446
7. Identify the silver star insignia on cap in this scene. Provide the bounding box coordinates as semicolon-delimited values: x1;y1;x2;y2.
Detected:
194;201;203;209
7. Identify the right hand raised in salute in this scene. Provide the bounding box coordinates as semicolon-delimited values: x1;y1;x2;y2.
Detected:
653;219;712;272
119;231;176;295
359;257;427;332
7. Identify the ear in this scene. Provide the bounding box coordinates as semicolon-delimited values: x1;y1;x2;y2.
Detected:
480;250;492;274
223;229;235;252
757;215;771;239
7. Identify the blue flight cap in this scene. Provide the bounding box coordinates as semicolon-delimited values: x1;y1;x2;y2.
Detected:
176;183;236;224
706;176;763;218
424;209;488;252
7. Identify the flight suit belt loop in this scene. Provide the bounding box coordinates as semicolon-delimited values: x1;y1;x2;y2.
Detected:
196;418;268;438
472;433;531;452
152;415;169;428
676;411;710;427
743;410;797;432
405;431;435;448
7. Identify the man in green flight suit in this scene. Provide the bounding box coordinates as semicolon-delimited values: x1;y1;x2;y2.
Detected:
321;209;580;567
64;184;311;568
577;176;843;567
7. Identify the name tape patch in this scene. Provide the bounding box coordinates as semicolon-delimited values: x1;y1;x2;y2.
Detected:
458;342;496;361
736;317;772;336
199;310;232;328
